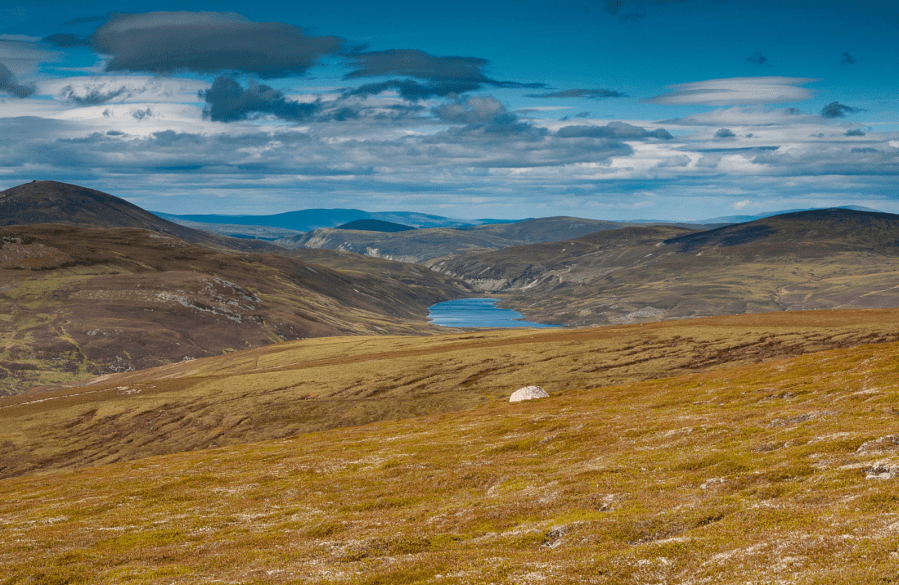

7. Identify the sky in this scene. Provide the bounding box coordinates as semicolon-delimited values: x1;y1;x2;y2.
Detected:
1;0;898;221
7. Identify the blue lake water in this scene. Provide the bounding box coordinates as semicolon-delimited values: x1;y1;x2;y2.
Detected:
427;298;562;328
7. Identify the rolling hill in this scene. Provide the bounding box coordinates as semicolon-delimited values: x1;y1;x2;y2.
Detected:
335;218;415;232
0;181;278;253
4;307;899;479
2;309;899;582
276;216;637;263
428;208;899;326
0;224;473;396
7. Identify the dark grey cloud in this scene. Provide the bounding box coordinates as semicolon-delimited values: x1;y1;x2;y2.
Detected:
61;84;130;105
43;33;90;48
344;49;542;92
840;51;856;65
524;88;628;99
433;95;532;134
200;76;320;122
820;101;865;118
0;61;34;98
556;121;672;140
347;79;481;101
845;129;865;137
88;12;343;78
715;128;736;139
746;52;771;67
346;49;488;82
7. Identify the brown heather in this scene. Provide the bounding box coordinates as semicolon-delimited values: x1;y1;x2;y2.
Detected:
1;310;899;583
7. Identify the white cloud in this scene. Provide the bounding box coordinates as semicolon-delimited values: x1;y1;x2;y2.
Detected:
733;199;752;209
40;76;208;105
661;106;819;128
645;77;819;106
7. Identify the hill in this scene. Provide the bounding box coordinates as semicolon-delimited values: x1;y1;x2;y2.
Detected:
1;309;899;582
627;204;883;226
0;224;473;395
428;209;899;326
697;204;884;225
663;207;899;250
0;181;281;253
276;216;635;263
336;219;415;232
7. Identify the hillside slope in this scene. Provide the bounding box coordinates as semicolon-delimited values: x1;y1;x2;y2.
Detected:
276;216;635;263
429;209;899;326
0;224;472;395
0;181;277;253
3;308;899;479
2;316;899;583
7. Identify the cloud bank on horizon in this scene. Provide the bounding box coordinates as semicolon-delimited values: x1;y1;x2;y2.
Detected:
0;0;897;220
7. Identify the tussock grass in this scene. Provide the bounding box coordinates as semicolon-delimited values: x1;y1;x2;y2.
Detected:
2;317;899;582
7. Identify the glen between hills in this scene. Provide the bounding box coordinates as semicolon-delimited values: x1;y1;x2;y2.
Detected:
2;311;899;583
426;208;899;327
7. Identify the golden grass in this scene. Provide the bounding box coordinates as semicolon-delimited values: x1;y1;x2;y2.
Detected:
3;309;899;480
2;332;899;583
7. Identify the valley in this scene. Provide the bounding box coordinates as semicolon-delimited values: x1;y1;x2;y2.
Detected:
3;180;899;583
5;2;898;581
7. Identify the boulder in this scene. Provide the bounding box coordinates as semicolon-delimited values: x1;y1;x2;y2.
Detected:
509;385;549;403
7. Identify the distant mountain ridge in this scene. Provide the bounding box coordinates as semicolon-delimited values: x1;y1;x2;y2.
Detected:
630;205;883;226
153;203;888;244
276;217;634;263
154;208;513;232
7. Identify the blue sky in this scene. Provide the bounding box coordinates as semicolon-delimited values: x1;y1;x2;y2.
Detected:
1;0;897;220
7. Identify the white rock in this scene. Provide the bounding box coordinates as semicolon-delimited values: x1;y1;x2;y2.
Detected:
509;385;549;403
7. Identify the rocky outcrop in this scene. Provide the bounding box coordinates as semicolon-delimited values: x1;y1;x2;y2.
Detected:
509;386;549;402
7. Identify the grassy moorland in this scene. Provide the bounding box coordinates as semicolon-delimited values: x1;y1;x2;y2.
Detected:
3;308;899;480
1;315;899;583
4;307;899;481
